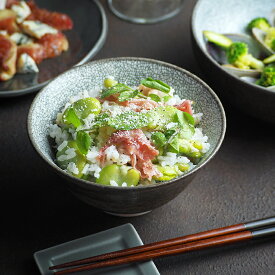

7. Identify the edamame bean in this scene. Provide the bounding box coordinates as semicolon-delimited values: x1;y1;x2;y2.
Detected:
73;97;101;119
153;165;178;181
96;164;140;186
177;163;190;172
192;140;203;150
104;78;118;88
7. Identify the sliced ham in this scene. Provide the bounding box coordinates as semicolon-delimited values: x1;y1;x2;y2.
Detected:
98;129;161;180
174;100;193;115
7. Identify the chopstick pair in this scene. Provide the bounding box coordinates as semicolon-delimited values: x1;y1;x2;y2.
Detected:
50;216;275;274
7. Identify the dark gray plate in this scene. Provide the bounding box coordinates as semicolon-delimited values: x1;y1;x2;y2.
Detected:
34;223;160;275
0;0;107;98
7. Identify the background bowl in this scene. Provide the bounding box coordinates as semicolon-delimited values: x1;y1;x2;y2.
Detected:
28;57;226;216
191;0;275;123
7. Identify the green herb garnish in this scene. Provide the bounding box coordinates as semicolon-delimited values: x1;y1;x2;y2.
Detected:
141;77;170;93
118;90;139;102
100;83;134;99
148;94;161;102
76;131;92;155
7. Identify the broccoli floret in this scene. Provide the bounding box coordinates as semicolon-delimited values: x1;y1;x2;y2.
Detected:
247;17;271;32
203;31;232;49
256;65;275;87
226;42;264;70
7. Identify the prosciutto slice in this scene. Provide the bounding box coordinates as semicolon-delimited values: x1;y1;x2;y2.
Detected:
98;129;161;180
174;100;193;115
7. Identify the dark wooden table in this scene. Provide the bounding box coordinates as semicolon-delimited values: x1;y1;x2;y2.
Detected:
0;1;274;274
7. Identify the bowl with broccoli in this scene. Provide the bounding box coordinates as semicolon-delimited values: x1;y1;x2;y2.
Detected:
192;0;275;123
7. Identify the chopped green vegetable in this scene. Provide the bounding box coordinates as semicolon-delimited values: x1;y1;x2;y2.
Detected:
109;111;149;130
175;110;195;140
118;89;139;102
56;140;87;178
151;132;166;147
100;83;134;99
73;97;101;119
141;77;170;93
247;17;271;32
76;131;92;155
148;94;161;102
177;163;190;172
146;106;178;130
62;97;101;128
226;42;264;70
96;164;140;186
203;31;233;49
104;78;118;88
256;65;275;87
153;165;178;181
62;107;82;128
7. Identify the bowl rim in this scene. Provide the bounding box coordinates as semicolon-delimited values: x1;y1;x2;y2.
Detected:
191;0;275;96
0;0;108;98
27;56;226;190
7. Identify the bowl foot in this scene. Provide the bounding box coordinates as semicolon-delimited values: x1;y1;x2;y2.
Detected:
104;210;152;217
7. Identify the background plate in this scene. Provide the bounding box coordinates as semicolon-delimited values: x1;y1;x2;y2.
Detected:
34;223;160;275
0;0;107;98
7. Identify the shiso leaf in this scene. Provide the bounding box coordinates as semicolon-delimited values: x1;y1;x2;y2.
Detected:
100;83;134;99
148;94;161;102
109;111;149;130
118;89;139;102
175;110;195;139
151;132;167;147
76;131;92;155
141;77;170;93
62;106;82;128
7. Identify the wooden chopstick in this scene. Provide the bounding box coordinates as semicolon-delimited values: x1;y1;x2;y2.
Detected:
50;216;275;272
50;217;275;274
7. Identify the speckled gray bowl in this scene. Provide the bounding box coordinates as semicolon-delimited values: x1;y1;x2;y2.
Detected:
28;57;226;216
192;0;275;123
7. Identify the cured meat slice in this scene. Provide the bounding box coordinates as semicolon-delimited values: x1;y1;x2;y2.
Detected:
98;129;161;180
174;100;193;115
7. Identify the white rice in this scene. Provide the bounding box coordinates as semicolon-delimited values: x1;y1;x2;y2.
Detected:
49;124;69;146
67;162;79;175
158;152;190;167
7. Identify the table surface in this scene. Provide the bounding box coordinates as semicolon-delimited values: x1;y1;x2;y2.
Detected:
0;1;274;274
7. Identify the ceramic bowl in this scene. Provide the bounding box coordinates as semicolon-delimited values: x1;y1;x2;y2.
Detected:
191;0;275;123
0;0;107;98
28;57;226;216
